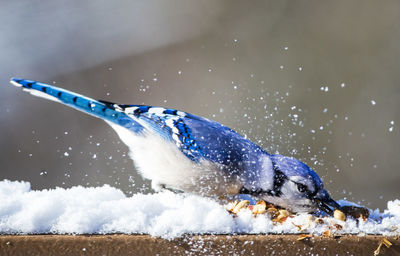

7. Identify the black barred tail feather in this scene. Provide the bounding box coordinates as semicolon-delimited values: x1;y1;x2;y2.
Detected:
10;78;143;132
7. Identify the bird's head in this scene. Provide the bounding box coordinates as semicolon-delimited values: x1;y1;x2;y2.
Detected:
243;154;340;214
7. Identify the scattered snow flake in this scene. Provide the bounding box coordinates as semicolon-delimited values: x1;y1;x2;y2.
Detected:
320;86;329;92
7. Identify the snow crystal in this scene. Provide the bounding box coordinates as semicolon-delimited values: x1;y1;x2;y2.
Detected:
320;86;329;92
0;180;399;239
389;121;394;132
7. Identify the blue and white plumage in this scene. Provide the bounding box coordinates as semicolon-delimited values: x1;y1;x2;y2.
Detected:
10;78;340;213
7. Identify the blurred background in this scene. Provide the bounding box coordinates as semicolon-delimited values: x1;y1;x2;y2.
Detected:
1;0;399;209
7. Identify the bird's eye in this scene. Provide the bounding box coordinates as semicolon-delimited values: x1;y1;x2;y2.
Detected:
297;183;307;193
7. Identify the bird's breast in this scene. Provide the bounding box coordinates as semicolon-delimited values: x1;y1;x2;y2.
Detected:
107;122;243;196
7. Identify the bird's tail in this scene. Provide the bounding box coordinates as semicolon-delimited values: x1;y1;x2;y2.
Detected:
10;78;142;131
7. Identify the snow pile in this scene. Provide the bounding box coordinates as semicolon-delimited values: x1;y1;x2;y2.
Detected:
0;180;399;239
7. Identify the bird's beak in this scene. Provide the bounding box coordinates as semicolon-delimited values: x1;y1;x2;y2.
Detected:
311;189;341;215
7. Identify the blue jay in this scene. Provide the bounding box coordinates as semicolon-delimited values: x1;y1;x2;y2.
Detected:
10;78;340;214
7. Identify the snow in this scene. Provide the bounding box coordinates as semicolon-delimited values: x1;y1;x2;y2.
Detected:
0;180;399;239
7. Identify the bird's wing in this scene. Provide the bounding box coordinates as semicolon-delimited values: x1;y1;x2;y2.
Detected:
115;104;266;166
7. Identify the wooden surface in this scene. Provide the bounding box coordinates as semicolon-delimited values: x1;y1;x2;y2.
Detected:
0;234;399;256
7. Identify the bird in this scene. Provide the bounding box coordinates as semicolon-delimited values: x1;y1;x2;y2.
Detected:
10;78;340;214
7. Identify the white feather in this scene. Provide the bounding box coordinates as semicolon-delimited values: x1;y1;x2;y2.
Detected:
124;106;138;115
10;80;22;87
177;111;186;117
22;88;61;103
148;107;166;115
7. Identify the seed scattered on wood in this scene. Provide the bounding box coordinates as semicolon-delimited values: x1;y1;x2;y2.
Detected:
374;237;392;256
297;234;313;241
231;200;249;214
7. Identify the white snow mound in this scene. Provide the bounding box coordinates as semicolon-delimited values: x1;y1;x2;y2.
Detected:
0;180;399;239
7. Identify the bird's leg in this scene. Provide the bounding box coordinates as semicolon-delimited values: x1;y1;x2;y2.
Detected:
151;180;184;193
